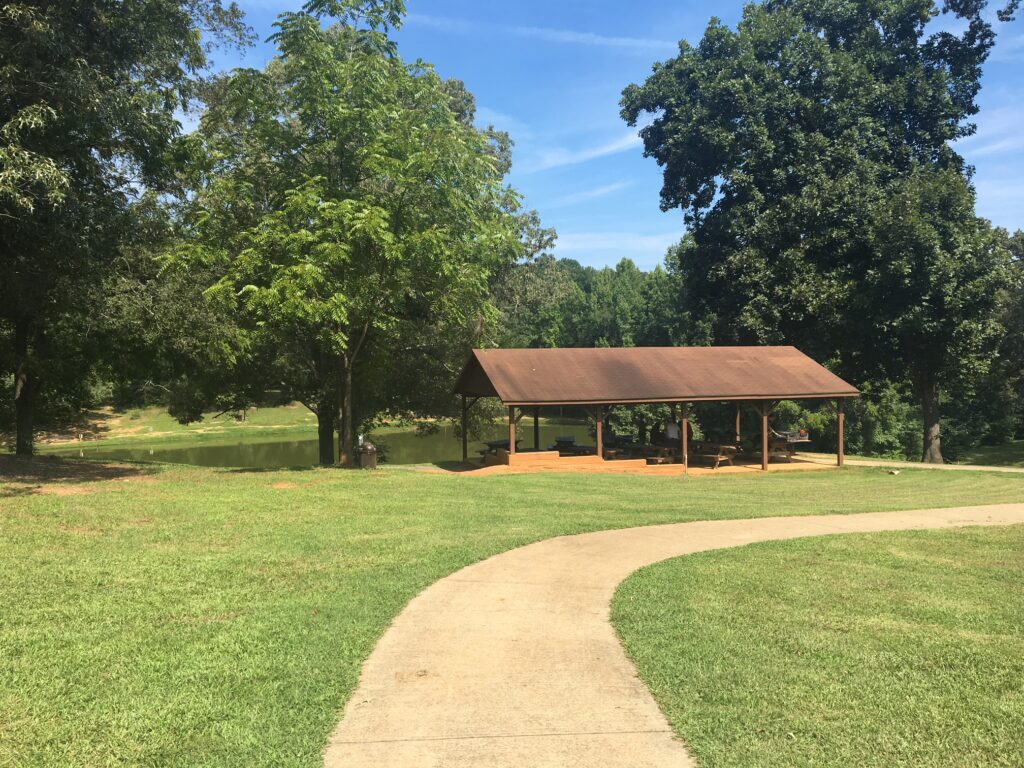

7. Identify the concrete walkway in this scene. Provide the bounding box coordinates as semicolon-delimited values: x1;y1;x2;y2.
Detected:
801;453;1024;473
324;504;1024;768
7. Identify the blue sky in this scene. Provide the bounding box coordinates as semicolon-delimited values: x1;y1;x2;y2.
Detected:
222;0;1024;270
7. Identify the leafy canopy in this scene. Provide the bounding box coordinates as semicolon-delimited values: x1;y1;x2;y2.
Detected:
622;0;1019;461
177;0;524;459
1;0;251;453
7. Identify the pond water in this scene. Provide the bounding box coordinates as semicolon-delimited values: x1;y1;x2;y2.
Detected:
62;422;595;469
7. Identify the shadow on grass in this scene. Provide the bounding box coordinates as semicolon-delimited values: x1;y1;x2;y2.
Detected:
430;460;485;473
0;455;158;497
0;410;118;450
222;464;322;474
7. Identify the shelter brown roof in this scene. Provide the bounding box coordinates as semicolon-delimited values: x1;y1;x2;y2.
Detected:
454;347;858;406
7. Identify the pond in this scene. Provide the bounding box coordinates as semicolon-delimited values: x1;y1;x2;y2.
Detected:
61;422;595;469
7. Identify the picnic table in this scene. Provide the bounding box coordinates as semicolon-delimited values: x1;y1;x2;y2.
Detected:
769;429;811;461
689;441;738;469
641;445;678;464
480;438;521;457
548;436;596;456
774;429;811;444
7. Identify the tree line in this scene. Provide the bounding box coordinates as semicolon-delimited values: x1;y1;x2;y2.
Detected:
2;0;1022;465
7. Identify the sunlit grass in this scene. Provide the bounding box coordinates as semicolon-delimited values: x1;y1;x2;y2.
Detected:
613;525;1024;767
32;403;320;453
2;459;1024;765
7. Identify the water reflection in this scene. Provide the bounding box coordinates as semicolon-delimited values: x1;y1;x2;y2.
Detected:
64;422;593;469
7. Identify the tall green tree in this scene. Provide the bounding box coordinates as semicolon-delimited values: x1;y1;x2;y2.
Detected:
1;0;249;455
960;228;1024;444
99;206;258;421
493;255;583;348
623;0;1019;462
179;0;524;465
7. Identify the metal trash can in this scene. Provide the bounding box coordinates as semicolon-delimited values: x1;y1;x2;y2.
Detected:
359;442;377;469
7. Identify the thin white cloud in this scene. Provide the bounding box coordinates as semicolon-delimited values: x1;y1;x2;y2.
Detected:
554;231;681;254
547;181;632;208
529;131;642;172
991;33;1024;61
474;106;532;138
407;13;676;53
958;105;1024;159
508;24;676;52
407;13;476;34
968;135;1024;157
974;179;1024;203
553;230;682;269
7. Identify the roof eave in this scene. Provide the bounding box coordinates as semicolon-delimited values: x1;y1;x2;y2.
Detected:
501;392;860;407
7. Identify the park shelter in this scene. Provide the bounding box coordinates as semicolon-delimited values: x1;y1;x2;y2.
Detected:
453;346;859;471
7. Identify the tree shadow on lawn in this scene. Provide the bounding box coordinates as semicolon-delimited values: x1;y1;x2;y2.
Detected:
429;460;484;473
0;409;118;450
222;465;320;474
0;455;158;497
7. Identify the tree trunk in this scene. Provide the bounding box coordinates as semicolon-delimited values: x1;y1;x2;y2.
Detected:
14;318;37;457
337;360;355;467
316;406;335;466
917;366;943;464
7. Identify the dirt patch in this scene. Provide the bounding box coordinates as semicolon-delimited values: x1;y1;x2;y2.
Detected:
271;481;298;489
117;475;159;485
107;425;148;437
58;522;101;534
0;409;118;446
41;485;94;497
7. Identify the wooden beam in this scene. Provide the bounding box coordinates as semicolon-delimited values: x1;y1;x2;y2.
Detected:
533;407;540;451
681;403;689;473
461;394;468;462
508;406;516;455
761;402;769;471
596;406;604;460
837;398;845;467
735;402;742;444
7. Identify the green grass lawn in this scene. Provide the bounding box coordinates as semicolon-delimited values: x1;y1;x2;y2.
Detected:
28;403;321;453
612;525;1024;768
3;459;1024;766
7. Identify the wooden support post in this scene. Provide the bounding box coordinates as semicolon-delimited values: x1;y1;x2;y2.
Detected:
735;402;742;444
461;394;468;462
533;407;540;451
508;406;516;455
837;398;845;467
596;408;604;459
761;402;769;471
681;403;689;473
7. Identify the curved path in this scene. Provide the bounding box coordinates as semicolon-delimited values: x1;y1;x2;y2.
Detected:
325;504;1024;768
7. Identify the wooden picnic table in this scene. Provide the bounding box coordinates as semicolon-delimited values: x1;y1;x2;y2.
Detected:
769;430;811;461
483;438;521;455
689;441;738;469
